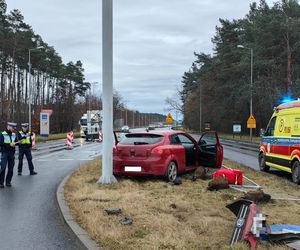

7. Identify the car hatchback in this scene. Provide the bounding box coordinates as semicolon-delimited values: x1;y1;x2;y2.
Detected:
113;130;223;181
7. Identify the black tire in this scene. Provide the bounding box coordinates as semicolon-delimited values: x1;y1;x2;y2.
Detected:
165;161;177;182
259;154;269;172
292;161;300;184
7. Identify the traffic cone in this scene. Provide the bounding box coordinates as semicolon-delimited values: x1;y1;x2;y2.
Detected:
31;133;37;150
66;133;73;150
98;131;103;142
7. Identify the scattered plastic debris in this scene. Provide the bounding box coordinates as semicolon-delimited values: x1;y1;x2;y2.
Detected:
173;177;182;185
226;199;260;250
105;208;122;215
119;217;133;225
79;197;112;202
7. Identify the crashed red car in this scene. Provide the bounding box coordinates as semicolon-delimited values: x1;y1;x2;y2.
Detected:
113;130;223;181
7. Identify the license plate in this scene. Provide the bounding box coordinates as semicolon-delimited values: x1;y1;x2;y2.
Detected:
124;166;141;172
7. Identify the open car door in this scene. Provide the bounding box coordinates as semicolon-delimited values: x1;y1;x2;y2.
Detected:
198;131;223;167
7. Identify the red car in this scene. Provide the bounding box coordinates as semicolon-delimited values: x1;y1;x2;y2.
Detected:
113;130;223;181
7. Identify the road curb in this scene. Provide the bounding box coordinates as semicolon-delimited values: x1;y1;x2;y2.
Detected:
56;172;99;250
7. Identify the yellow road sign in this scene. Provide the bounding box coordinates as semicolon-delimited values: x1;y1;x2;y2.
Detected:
166;113;174;124
247;114;256;129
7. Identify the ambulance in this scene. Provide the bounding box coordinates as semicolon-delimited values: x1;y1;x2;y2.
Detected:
259;100;300;184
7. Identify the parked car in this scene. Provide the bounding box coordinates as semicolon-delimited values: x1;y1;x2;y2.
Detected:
121;125;130;133
113;130;223;182
147;124;156;130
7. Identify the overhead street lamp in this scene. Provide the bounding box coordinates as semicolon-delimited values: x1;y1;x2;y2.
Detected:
237;44;254;141
28;46;43;132
193;80;202;133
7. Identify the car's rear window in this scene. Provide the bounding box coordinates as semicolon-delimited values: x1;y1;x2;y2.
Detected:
120;133;164;145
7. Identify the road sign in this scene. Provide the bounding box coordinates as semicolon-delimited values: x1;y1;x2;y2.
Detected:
41;109;53;116
166;113;173;124
40;112;50;137
233;123;242;133
204;122;211;131
247;115;256;129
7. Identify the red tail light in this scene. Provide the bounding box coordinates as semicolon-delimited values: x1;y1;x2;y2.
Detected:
151;146;164;155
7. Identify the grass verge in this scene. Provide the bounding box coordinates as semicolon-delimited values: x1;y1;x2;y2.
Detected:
35;131;80;142
64;159;300;250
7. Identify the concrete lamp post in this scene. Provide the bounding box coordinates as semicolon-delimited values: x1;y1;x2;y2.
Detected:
97;0;117;184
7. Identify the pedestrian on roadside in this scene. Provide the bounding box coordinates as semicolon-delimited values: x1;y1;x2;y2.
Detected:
0;122;18;188
17;123;37;176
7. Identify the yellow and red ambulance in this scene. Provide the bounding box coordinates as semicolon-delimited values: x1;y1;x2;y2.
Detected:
259;100;300;184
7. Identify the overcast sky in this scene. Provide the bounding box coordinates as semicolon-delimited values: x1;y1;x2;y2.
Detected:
7;0;274;116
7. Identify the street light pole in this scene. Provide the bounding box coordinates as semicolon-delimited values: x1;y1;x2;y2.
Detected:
28;50;32;132
199;82;202;133
250;48;253;141
98;0;117;184
28;46;43;132
237;45;254;141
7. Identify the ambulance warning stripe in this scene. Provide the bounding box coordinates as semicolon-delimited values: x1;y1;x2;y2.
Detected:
262;137;300;146
265;155;290;168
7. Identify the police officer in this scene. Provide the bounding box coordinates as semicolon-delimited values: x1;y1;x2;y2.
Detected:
17;123;37;176
0;122;18;188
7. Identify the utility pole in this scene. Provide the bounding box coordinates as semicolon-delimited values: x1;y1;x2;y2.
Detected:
28;46;43;132
199;82;202;133
98;0;117;184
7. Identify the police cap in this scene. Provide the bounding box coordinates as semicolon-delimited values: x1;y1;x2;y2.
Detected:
21;123;29;128
7;122;17;128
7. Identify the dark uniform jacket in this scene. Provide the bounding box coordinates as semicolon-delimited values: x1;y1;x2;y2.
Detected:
0;130;17;153
17;131;32;148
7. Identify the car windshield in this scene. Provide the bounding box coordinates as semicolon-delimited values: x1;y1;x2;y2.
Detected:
120;133;163;145
80;119;87;126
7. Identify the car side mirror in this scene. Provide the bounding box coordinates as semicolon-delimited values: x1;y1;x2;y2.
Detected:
260;129;266;137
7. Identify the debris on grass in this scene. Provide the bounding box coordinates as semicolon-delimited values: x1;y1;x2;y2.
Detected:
119;217;133;225
207;177;229;191
65;158;300;250
79;197;113;203
242;189;271;203
192;166;208;181
105;208;122;215
169;203;177;209
172;177;182;185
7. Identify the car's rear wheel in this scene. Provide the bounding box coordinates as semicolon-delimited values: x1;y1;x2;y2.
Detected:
259;153;269;172
166;161;177;182
292;161;300;184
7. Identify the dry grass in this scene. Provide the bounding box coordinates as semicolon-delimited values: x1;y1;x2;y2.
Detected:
64;159;299;250
35;131;80;142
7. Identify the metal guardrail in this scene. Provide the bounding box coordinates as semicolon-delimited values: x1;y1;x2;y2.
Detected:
220;138;259;153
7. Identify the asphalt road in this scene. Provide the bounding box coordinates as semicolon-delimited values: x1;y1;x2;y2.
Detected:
0;140;102;250
222;143;259;170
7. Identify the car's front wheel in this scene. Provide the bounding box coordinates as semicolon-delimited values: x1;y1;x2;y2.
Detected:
259;153;269;172
292;161;300;184
165;161;177;182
